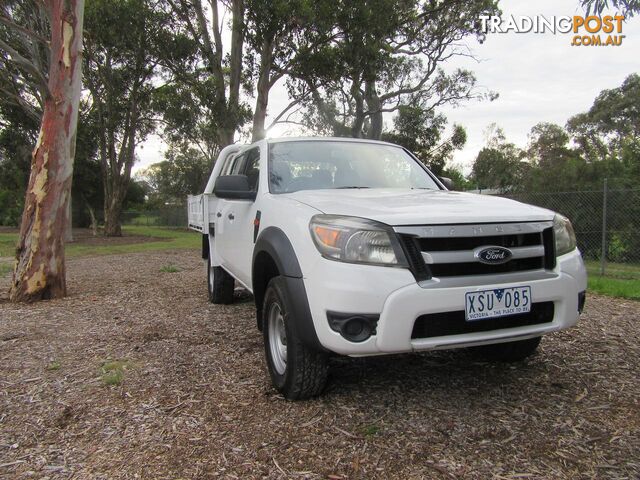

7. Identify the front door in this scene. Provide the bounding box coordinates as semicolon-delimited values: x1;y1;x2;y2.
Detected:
216;147;261;289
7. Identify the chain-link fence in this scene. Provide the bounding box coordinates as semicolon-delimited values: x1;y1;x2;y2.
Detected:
121;205;187;228
495;181;640;280
121;184;640;280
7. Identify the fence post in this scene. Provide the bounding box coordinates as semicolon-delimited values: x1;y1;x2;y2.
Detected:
600;178;608;276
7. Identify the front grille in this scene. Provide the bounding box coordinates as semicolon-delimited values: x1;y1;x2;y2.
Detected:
418;232;542;252
399;235;431;281
395;223;555;279
429;257;545;277
411;302;555;339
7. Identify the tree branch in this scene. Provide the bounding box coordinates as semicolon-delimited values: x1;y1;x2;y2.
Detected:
0;37;50;99
0;14;49;44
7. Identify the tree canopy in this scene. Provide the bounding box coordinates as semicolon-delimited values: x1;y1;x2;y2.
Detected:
470;74;640;193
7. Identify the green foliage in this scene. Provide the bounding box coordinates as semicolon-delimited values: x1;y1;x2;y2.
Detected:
0;232;17;257
84;0;180;233
441;165;472;191
0;188;24;226
0;90;37;226
470;126;525;192
140;147;210;207
290;0;500;139
523;75;640;192
0;3;101;229
382;106;467;174
527;122;572;169
580;0;640;18
567;74;640;174
471;74;640;193
608;233;630;263
153;74;250;162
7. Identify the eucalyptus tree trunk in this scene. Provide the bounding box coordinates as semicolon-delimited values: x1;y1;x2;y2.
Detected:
252;38;274;142
193;0;244;149
365;80;383;140
10;0;85;302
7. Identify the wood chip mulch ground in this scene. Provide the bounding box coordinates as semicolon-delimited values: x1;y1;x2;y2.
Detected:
0;250;638;479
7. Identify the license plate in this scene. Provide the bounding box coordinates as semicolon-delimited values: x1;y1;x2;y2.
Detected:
465;286;531;321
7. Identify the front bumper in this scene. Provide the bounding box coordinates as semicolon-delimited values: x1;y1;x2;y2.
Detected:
305;249;587;356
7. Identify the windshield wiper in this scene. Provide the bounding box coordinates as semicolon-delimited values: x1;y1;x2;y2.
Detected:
335;186;370;189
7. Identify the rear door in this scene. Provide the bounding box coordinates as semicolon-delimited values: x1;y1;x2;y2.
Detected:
216;147;261;288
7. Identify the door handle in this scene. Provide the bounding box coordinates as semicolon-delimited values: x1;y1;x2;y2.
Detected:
228;213;235;220
216;212;222;218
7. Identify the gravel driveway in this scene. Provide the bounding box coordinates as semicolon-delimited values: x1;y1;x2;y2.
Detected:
0;250;638;479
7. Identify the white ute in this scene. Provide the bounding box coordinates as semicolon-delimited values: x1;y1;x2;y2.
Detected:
188;137;587;399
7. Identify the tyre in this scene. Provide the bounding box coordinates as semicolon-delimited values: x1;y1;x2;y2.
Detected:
262;276;328;400
207;256;234;304
474;336;541;362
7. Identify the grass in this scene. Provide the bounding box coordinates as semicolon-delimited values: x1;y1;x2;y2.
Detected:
0;261;12;278
124;214;161;226
160;263;180;273
360;424;381;438
0;226;200;258
101;359;130;386
588;276;640;301
46;361;61;371
0;233;17;258
2;226;639;301
586;260;640;280
68;226;200;257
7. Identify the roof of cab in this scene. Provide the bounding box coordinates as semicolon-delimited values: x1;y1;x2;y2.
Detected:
264;136;397;147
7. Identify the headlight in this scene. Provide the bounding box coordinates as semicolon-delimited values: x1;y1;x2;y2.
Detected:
554;214;577;256
309;215;408;267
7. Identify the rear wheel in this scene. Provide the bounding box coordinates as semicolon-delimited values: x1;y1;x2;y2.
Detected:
207;256;234;304
474;337;541;362
263;276;328;400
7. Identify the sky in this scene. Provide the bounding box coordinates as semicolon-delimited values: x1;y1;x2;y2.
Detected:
134;0;640;175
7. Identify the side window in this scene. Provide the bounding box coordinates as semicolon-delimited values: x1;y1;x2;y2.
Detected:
229;153;247;175
241;148;260;192
220;153;243;176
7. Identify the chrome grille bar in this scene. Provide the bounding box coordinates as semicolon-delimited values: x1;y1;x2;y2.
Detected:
394;221;553;238
422;245;545;264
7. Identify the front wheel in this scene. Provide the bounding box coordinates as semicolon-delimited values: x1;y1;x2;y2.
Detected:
207;256;234;304
473;336;541;362
263;276;328;400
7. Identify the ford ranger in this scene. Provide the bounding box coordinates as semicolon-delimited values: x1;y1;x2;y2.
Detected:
187;137;587;400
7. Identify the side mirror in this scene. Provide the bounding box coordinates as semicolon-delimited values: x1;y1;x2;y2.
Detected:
214;175;256;200
439;176;454;190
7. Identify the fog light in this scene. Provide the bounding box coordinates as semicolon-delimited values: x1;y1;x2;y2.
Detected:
327;312;379;343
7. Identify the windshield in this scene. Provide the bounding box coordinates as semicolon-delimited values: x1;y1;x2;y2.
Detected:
268;141;440;194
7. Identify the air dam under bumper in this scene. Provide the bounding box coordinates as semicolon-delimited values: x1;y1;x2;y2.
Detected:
306;250;586;356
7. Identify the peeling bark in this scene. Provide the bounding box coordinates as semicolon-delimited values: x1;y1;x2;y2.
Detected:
10;0;85;302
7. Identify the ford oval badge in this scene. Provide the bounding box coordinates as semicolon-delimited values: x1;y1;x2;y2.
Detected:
475;246;513;265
